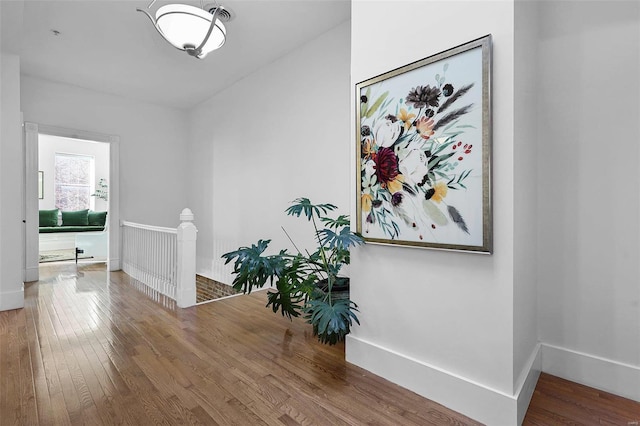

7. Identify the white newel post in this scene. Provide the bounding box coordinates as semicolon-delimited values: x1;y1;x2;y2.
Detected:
176;208;197;308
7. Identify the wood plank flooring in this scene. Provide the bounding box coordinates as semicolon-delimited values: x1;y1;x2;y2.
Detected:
523;373;640;425
1;262;639;425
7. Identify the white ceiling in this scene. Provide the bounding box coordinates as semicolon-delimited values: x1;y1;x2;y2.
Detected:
1;0;351;109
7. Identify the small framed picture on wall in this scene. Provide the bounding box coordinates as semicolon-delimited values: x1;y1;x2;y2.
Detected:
38;171;44;199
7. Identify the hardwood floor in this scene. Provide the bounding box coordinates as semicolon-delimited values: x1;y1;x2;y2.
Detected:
1;263;638;425
523;373;640;425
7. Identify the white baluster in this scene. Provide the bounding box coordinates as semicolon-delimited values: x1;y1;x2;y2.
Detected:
119;209;196;308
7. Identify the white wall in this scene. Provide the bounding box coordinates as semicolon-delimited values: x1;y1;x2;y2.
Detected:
187;21;352;283
38;134;110;213
513;0;541;418
348;2;524;424
536;1;640;401
0;52;25;311
21;76;189;227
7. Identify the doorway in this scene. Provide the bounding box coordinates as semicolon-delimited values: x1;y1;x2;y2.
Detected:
24;123;120;282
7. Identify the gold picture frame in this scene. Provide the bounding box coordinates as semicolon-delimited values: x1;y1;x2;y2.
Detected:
356;35;492;253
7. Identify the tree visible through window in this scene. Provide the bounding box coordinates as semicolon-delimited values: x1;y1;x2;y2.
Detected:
55;153;94;211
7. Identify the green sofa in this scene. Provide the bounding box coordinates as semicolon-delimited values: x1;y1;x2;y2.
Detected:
39;209;107;233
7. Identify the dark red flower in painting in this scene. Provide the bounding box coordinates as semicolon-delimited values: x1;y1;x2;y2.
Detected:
374;147;399;185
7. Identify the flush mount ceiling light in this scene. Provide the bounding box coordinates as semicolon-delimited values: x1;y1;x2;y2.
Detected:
137;0;231;59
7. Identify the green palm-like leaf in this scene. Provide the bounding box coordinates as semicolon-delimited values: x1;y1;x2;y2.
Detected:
318;226;364;251
266;281;305;319
223;197;364;346
221;240;283;293
320;214;350;229
330;248;351;269
285;198;337;221
305;299;360;345
266;256;319;319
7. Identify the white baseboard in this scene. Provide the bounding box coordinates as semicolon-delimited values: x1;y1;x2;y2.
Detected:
24;266;39;283
346;335;524;425
541;343;640;402
0;288;24;311
516;344;541;425
108;257;121;271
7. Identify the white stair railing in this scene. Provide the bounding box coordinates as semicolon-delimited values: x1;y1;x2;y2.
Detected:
121;208;197;308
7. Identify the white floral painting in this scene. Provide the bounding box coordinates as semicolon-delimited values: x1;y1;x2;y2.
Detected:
356;36;492;252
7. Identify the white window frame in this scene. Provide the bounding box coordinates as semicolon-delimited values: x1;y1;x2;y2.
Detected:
53;152;96;211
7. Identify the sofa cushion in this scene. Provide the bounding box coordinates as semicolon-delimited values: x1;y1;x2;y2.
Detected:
39;226;105;233
88;210;108;227
39;209;59;227
61;209;89;226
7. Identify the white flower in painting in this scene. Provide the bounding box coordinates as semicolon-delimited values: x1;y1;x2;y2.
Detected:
375;118;402;148
363;159;376;178
400;149;429;185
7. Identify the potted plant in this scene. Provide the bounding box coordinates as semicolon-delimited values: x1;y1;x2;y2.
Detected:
222;198;364;345
91;178;108;201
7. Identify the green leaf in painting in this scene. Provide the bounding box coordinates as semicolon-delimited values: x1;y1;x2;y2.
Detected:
428;151;455;170
443;63;449;72
365;91;389;119
379;97;393;114
423;200;448;226
433;141;454;156
432;134;461;155
435;170;449;180
442;121;459;133
458;169;472;182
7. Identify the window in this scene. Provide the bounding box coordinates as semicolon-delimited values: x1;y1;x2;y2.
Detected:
54;153;94;211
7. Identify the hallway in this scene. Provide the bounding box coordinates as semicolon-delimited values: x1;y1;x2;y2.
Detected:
1;263;479;425
2;263;638;425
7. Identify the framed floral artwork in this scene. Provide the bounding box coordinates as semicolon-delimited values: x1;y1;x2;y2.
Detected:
356;35;492;253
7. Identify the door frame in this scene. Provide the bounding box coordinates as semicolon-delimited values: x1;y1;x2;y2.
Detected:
24;122;120;281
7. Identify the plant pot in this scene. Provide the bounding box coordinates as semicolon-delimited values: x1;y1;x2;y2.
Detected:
317;277;350;300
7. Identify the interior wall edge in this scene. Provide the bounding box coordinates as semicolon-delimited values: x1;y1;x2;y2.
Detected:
516;343;542;425
345;334;519;425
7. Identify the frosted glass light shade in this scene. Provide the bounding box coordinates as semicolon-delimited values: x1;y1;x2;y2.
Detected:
156;4;226;58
